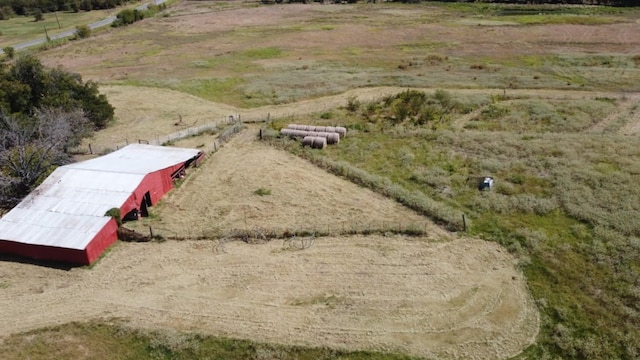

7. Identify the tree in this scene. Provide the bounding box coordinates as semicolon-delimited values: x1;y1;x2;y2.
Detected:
0;108;90;207
9;54;48;110
4;55;114;128
33;8;43;21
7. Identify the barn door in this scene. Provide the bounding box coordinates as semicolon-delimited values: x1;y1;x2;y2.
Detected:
140;191;151;217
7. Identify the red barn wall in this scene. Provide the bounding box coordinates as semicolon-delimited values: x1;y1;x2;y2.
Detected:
84;218;119;265
0;240;88;265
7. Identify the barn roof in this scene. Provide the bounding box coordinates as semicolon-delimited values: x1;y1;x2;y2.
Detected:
0;144;201;250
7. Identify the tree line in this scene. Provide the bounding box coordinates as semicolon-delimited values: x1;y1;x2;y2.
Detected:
0;55;114;207
267;0;635;5
0;0;140;20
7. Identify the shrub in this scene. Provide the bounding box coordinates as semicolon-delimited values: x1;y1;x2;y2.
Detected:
319;111;332;119
33;9;43;22
2;46;14;59
75;25;91;39
345;96;360;112
0;5;14;20
105;208;122;227
254;188;271;196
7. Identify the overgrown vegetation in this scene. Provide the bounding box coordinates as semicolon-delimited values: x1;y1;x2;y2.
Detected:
0;321;418;360
111;3;167;27
265;89;640;359
0;0;142;18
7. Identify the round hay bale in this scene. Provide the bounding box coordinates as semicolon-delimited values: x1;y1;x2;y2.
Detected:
326;133;340;145
312;136;327;149
325;126;336;133
302;136;314;147
307;125;317;132
287;124;299;130
315;132;331;138
281;128;294;136
335;127;347;138
315;126;327;132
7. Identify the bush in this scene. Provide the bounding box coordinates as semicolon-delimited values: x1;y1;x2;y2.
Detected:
33;8;43;22
75;25;91;39
2;46;14;59
254;188;271;196
105;208;122;227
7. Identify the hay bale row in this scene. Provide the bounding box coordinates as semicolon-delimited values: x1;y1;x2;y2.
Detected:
281;129;340;144
302;136;327;149
287;124;347;138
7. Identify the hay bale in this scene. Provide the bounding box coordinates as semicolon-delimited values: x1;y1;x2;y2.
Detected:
302;136;314;147
306;125;317;132
325;126;336;133
312;136;327;149
335;126;347;138
326;133;340;145
315;131;330;138
314;126;327;132
287;124;299;130
281;128;294;136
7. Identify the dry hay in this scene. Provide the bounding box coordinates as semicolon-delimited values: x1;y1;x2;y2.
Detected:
302;135;314;147
0;235;539;360
312;136;327;149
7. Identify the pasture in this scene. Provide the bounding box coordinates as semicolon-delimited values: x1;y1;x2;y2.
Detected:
1;1;640;359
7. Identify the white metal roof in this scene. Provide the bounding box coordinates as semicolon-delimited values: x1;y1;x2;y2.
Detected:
0;144;201;251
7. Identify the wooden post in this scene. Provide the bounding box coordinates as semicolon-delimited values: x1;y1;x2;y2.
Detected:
149;226;154;239
54;12;61;29
462;214;467;232
88;143;93;154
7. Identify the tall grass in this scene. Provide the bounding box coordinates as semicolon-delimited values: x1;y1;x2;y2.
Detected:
268;90;640;359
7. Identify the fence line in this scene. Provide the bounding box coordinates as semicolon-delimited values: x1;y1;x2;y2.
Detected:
121;220;434;243
81;112;275;156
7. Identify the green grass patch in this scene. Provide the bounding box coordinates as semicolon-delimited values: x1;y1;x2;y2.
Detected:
0;10;117;48
242;46;283;60
254;187;272;196
0;321;418;360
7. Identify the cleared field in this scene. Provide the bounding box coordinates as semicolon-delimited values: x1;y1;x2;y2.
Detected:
0;236;537;360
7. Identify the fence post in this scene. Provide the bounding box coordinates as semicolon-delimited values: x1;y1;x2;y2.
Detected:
88;144;93;154
149;226;153;239
462;214;467;232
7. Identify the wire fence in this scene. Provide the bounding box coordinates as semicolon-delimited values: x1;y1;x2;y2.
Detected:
121;220;435;245
80;113;275;156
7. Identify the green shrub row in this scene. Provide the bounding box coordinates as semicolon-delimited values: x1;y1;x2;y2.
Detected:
112;3;166;27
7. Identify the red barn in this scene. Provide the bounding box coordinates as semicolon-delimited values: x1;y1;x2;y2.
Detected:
0;144;203;265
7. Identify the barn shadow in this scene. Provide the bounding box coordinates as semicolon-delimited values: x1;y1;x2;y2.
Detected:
0;254;78;271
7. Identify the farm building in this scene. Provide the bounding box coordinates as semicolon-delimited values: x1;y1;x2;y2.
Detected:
0;144;203;266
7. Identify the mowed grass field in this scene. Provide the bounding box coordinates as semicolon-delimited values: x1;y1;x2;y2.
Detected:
3;0;640;359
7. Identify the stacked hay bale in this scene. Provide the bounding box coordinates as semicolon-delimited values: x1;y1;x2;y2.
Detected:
283;124;347;148
302;136;327;149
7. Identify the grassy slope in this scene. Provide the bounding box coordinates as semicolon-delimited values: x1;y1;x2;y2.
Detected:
265;89;640;358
